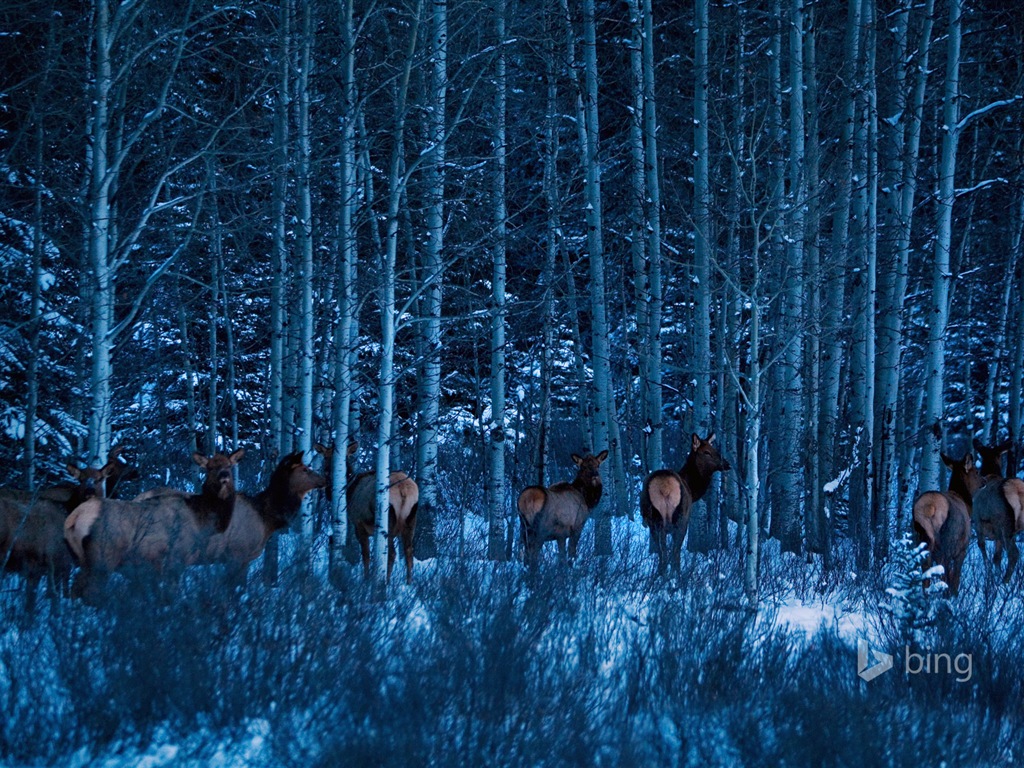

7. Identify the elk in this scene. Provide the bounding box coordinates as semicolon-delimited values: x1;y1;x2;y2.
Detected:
197;450;325;586
971;439;1024;583
346;444;419;583
0;460;117;613
313;441;358;503
64;449;244;601
640;433;730;574
912;452;982;596
517;450;608;566
102;445;138;499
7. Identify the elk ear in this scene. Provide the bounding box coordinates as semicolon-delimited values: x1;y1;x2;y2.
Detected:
940;453;954;468
571;453;584;466
596;450;609;463
228;447;245;465
192;452;210;469
973;438;984;453
706;432;717;445
314;443;329;457
998;440;1012;454
108;445;124;460
66;463;83;480
347;442;359;456
98;461;116;479
691;434;701;451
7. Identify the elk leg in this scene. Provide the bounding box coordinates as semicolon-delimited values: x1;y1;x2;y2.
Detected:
1003;537;1019;584
557;538;567;561
24;573;39;616
670;531;683;574
356;527;371;580
402;530;414;584
568;534;580;562
995;538;1004;566
976;533;988;561
387;536;396;583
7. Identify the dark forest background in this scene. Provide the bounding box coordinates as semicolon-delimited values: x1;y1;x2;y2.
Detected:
1;0;1023;586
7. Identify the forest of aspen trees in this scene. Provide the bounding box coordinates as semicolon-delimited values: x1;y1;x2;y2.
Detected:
1;0;1024;763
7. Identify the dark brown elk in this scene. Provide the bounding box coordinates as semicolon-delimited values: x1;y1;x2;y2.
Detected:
198;450;325;586
912;452;982;596
640;433;730;574
971;439;1024;583
63;449;244;601
517;450;608;566
0;460;117;613
102;445;138;498
346;445;420;583
313;441;358;503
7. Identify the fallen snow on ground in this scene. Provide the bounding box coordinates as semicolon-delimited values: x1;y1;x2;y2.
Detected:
770;596;870;642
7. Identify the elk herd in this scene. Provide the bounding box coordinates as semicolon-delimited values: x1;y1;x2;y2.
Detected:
0;428;1018;611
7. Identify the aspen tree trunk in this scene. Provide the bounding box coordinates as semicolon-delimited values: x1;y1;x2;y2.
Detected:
688;0;714;553
863;0;881;560
580;0;620;554
641;0;663;474
538;8;561;488
626;0;650;475
848;0;875;569
920;0;963;492
819;0;862;514
269;0;292;461
877;0;934;538
803;3;826;558
1009;195;1024;476
744;245;764;602
207;169;221;453
486;0;508;561
263;0;293;586
414;0;447;560
25;120;44;488
721;9;747;543
776;0;806;555
374;0;421;585
329;0;358;587
296;0;315;543
86;0;115;468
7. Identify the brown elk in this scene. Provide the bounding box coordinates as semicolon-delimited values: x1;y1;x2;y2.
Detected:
0;459;118;613
640;433;730;574
346;447;419;584
517;450;608;566
313;441;358;503
197;450;325;586
64;449;244;601
971;439;1024;583
912;452;982;596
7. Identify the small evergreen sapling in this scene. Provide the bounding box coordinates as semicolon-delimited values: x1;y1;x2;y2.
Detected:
884;533;945;646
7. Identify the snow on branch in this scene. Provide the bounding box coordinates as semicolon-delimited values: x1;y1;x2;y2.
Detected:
954;96;1022;134
955;177;1008;198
